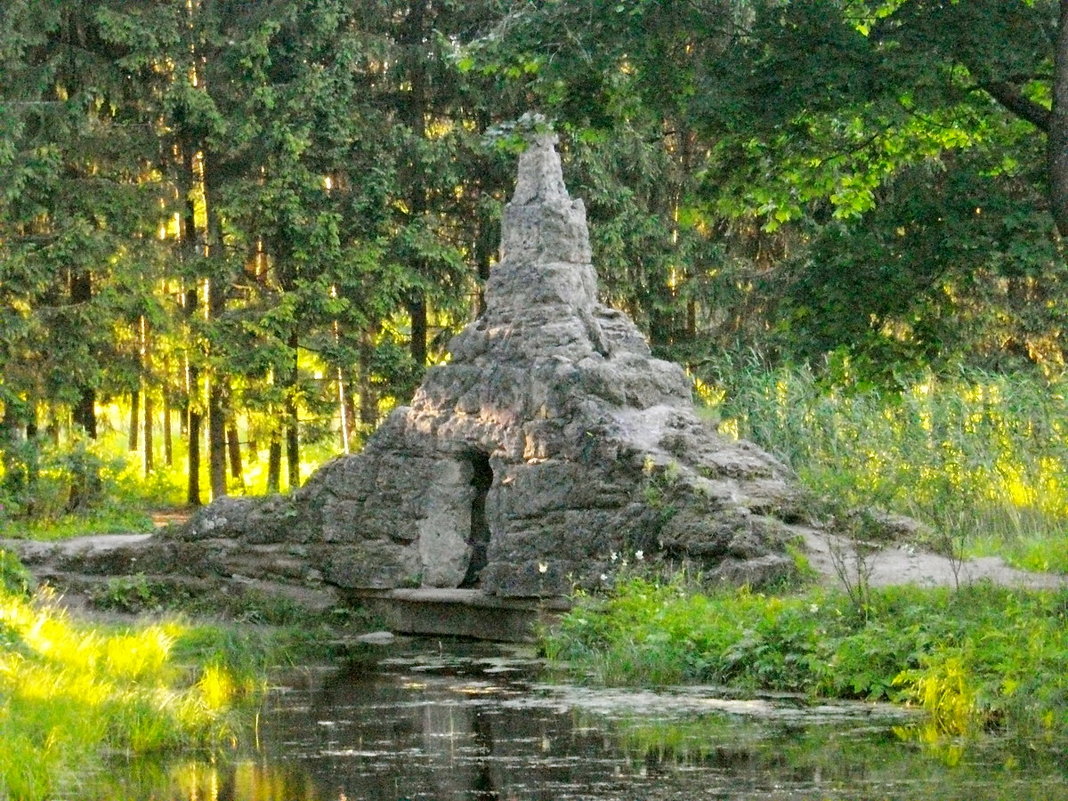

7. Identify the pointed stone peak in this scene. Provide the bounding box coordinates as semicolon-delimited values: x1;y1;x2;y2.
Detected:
497;130;593;271
510;133;569;206
154;114;814;606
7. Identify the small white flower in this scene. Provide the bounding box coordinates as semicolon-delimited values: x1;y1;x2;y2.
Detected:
610;551;618;562
538;562;548;574
600;573;608;582
635;550;644;561
809;604;819;614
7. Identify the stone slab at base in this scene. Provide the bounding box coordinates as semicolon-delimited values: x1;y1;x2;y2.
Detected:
351;588;571;643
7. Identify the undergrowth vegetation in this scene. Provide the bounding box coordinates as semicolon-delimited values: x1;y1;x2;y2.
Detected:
544;577;1068;745
0;549;276;801
0;423;343;540
701;362;1068;573
0;436;155;539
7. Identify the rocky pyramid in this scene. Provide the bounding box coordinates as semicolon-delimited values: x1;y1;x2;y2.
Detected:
171;133;809;597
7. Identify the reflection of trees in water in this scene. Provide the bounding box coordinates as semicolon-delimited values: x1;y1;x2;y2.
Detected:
83;757;318;801
102;659;1068;801
614;714;1068;801
274;665;625;801
470;708;498;799
229;761;319;801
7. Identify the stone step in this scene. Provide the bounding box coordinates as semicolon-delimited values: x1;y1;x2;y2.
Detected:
351;588;570;643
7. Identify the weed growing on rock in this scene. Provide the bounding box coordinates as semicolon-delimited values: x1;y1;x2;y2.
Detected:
0;548;34;597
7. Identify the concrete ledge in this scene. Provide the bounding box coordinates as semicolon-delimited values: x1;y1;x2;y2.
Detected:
351;588;571;643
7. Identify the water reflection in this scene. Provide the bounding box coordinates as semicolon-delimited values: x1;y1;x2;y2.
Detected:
80;642;1068;801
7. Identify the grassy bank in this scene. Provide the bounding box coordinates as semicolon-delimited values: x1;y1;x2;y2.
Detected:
544;577;1068;743
699;363;1068;573
0;550;276;801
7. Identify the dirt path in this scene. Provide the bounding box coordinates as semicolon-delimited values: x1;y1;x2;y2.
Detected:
150;509;192;528
799;529;1068;590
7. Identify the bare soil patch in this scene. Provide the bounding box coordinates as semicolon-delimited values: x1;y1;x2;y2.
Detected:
799;529;1068;590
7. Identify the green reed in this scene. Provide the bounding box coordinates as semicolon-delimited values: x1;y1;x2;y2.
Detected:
699;363;1068;572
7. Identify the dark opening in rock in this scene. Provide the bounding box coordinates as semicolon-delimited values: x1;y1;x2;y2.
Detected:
462;451;494;587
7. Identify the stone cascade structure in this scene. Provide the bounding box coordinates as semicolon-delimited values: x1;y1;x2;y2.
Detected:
167;134;809;597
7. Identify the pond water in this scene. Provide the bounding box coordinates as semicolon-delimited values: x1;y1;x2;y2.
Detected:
85;641;1066;801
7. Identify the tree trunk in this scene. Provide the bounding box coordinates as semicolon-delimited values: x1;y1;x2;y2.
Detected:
285;410;300;489
178;391;188;437
143;389;154;476
47;404;60;446
162;388;173;467
285;330;300;490
207;375;228;495
182;231;202;504
128;391;139;451
184;300;202;507
267;438;282;493
337;367;351;455
407;295;428;367
403;0;430;368
332;312;351;454
982;5;1068;240
187;407;202;506
226;422;243;485
141;316;154;475
208;377;227;500
179;136;203;506
205;154;228;501
358;325;379;434
344;382;357;449
72;391;97;439
1051;0;1068;239
475;216;493;316
69;269;96;438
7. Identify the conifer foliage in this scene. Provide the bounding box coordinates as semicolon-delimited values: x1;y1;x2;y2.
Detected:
2;1;1066;516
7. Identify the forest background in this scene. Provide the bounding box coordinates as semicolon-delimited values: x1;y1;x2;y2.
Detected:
1;0;1066;572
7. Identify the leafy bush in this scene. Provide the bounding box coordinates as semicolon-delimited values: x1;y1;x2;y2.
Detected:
0;436;131;523
92;573;163;614
0;549;34;597
544;578;1068;743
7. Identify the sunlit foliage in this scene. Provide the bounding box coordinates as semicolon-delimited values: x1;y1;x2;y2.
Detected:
704;361;1068;572
544;577;1068;744
0;563;262;801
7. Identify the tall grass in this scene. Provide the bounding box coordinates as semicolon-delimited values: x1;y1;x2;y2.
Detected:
0;551;266;801
699;362;1068;572
545;577;1068;743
